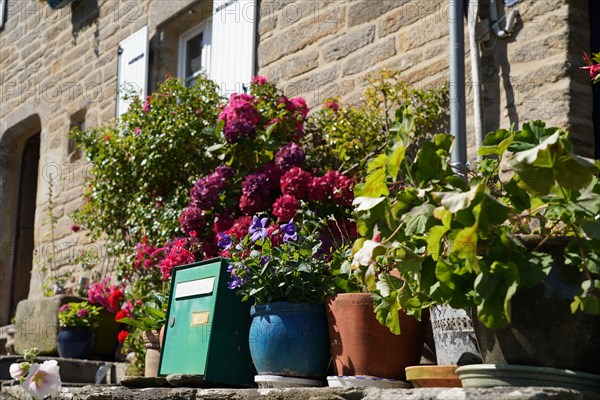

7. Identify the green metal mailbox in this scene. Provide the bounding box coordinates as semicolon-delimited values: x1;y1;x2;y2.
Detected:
158;258;256;386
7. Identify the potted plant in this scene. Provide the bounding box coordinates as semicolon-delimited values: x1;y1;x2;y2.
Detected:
57;301;102;359
224;211;344;382
117;293;166;378
352;116;600;384
326;245;428;385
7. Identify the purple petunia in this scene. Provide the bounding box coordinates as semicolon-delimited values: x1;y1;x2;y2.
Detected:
249;216;269;242
281;219;297;242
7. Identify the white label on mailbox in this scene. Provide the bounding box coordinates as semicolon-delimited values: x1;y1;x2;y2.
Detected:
175;277;215;299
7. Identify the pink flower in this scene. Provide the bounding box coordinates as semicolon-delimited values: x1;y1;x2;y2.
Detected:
275;143;305;171
142;96;151;113
58;304;71;313
272;195;300;222
133;127;141;135
76;308;89;318
69;224;80;232
225;216;253;241
289;97;308;119
324;99;340;112
9;363;28;380
218;93;260;143
582;64;600;80
251;76;268;86
159;238;196;281
21;360;61;400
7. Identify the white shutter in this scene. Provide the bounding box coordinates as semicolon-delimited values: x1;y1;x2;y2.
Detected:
210;0;257;96
116;26;149;116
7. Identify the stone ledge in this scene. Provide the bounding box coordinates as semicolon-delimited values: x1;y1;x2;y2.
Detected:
1;384;599;400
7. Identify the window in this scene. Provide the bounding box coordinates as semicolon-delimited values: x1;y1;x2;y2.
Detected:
179;21;212;88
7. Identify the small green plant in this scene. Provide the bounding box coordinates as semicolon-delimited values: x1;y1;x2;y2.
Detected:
58;302;102;328
117;293;166;332
303;69;449;176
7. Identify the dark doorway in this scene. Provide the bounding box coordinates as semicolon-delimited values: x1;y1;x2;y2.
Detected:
590;1;600;159
9;134;40;318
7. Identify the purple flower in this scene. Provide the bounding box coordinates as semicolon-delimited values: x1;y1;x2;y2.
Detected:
275;143;305;171
249;216;269;242
190;165;235;209
281;219;297;242
217;233;232;250
260;256;271;266
227;265;247;289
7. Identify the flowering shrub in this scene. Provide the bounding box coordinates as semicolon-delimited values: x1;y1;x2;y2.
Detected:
224;211;353;305
10;348;61;400
58;302;102;328
87;276;125;313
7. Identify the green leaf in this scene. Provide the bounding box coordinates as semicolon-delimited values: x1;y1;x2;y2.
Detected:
513;131;561;165
520;252;552;288
367;154;389;173
401;203;435;235
433;183;484;213
353;196;386;212
387;144;406;181
582;221;600;240
514;163;555;195
355;167;389;197
554;154;597;191
475;261;520;328
479;128;514;156
450;225;479;271
427;225;449;261
372;290;401;335
510;120;559;152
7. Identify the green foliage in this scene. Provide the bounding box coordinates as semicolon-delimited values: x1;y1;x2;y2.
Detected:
70;77;224;248
303;69;449;176
352;118;600;332
58;302;102;328
118;293;166;332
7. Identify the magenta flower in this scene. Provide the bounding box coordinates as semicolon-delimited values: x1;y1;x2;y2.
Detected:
280;167;312;199
272;195;300;222
76;308;89;318
275;143;305;171
218;93;261;143
251;76;268;86
142;96;151;113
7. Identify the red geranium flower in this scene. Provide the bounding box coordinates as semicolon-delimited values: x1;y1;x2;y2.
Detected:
117;330;129;343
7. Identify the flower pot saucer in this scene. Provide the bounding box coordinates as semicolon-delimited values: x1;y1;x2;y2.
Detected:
327;375;411;388
405;365;462;388
456;364;600;393
255;375;323;388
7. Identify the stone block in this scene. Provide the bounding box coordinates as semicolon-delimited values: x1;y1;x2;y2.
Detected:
14;296;120;359
342;37;396;76
258;8;345;67
14;295;82;355
348;0;410;27
323;24;375;62
263;51;319;82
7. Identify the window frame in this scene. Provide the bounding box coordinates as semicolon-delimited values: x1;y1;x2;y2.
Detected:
178;19;213;87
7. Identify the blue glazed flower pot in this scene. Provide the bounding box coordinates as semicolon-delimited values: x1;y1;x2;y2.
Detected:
47;0;74;9
57;327;95;359
249;302;330;378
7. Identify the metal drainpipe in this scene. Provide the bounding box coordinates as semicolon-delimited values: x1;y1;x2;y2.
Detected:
449;0;467;174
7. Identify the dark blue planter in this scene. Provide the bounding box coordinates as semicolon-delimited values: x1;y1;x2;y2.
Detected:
249;302;330;379
47;0;74;9
57;327;95;359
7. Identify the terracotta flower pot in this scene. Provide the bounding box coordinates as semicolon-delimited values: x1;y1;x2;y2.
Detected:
326;293;427;380
142;329;161;377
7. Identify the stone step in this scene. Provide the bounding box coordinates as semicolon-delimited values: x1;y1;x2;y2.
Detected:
0;356;127;384
1;385;599;400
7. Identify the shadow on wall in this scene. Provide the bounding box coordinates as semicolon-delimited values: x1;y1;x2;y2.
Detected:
71;0;100;50
480;2;522;134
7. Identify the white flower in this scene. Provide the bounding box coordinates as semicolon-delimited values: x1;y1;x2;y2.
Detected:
21;360;61;400
9;362;28;380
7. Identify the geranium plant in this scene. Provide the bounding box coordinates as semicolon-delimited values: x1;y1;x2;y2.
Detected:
223;210;354;305
352;114;600;333
582;52;600;83
58;302;102;328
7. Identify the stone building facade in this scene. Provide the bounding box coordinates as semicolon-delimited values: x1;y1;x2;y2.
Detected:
0;0;596;327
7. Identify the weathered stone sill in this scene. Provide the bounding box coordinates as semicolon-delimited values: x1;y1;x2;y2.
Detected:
1;384;599;400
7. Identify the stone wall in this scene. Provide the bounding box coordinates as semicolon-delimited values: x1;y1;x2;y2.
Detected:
257;0;595;158
0;0;595;324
